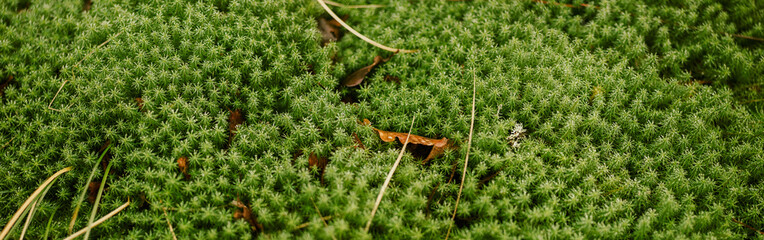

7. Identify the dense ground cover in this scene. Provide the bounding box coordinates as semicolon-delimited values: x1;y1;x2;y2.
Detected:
1;0;763;239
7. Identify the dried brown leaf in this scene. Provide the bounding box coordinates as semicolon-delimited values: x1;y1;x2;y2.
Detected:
82;0;92;11
228;109;245;145
318;17;343;46
342;54;396;87
177;156;190;180
135;97;144;111
309;152;329;184
231;199;263;232
364;119;454;163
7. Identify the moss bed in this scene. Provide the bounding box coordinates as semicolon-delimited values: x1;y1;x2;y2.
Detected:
1;0;764;239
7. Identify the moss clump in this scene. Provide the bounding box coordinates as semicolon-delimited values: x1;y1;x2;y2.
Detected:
1;0;763;239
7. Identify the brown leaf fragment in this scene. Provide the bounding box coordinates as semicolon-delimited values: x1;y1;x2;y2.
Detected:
82;0;92;11
228;109;245;145
342;53;396;87
384;75;400;83
318;17;343;46
0;75;12;97
352;132;366;149
135;97;144;111
87;181;101;203
364;119;454;163
177;156;190;180
309;152;329;184
231;199;263;232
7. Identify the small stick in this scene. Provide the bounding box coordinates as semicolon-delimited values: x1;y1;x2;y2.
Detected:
1;136;14;150
49;31;123;111
316;0;417;53
0;167;73;239
364;115;416;232
311;198;337;240
47;80;68;111
75;32;123;68
293;216;333;230
323;0;385;8
62;199;131;240
161;205;178;240
445;70;477;240
732;218;764;235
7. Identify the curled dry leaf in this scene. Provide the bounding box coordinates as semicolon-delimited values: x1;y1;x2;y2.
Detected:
177;156;190;180
231;199;263;232
317;15;347;46
228;109;245;145
308;152;329;184
363;119;454;163
342;53;396;87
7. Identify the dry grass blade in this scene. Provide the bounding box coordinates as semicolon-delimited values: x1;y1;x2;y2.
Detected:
364;115;416;232
19;179;56;240
84;159;115;240
323;0;385;8
293;216;333;230
316;0;417;53
161;203;178;240
69;144;111;234
1;167;72;240
445;72;476;240
62;199;130;240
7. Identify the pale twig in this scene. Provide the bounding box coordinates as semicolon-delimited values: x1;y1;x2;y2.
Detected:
48;31;123;111
316;0;417;53
445;72;477;240
1;136;14;150
75;32;123;68
311;198;337;240
47;80;68;111
161;204;178;240
323;0;386;8
293;216;333;230
62;199;131;240
364;115;416;232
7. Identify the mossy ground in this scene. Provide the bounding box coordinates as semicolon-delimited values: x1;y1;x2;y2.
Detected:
1;0;763;239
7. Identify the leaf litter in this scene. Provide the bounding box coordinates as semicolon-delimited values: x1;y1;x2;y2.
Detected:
362;119;455;163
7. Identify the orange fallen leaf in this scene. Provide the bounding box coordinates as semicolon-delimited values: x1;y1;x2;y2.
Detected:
363;119;454;163
309;152;329;184
231;198;263;232
177;156;190;180
342;54;395;87
228;109;245;146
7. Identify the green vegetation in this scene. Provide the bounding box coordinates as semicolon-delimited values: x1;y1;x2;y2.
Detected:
1;0;764;239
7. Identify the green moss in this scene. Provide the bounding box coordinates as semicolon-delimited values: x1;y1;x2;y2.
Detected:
1;0;763;239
